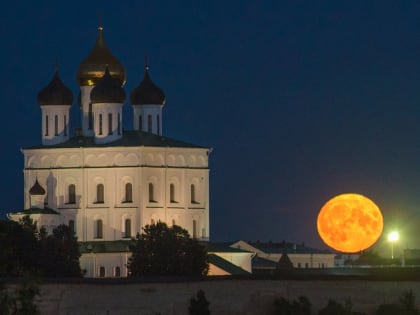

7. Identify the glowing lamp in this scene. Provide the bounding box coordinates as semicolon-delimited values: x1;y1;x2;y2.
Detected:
317;193;384;253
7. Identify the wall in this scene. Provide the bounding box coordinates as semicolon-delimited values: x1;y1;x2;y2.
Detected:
29;278;420;315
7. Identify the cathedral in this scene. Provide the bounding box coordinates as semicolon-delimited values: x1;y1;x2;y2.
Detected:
8;26;211;277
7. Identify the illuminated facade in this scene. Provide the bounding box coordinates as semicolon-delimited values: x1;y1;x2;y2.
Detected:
8;26;210;277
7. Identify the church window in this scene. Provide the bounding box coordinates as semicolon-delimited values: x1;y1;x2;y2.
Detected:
125;183;132;203
170;183;176;203
118;113;121;135
99;114;103;135
193;220;197;239
54;115;58;136
95;219;103;239
99;266;105;277
157;115;160;135
139;115;142;131
68;220;75;233
88;103;93;130
191;184;197;203
172;219;175;226
68;184;76;204
148;183;155;202
108;113;113;135
124;219;131;238
114;266;121;277
45;115;49;136
96;184;104;203
64;115;67;136
148;115;152;132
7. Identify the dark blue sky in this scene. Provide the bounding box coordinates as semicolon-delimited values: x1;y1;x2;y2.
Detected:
1;1;420;252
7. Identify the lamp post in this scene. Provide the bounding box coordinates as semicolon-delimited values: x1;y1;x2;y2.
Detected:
388;231;399;260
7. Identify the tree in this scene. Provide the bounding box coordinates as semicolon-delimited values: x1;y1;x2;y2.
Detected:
189;289;210;315
38;224;82;277
0;218;82;278
0;220;39;276
128;222;209;276
272;296;311;315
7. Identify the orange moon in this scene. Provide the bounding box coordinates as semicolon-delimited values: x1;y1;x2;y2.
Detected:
317;193;383;253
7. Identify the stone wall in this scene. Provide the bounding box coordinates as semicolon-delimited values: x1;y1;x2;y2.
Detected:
27;278;420;314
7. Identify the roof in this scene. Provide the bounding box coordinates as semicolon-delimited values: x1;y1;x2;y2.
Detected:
252;255;278;269
38;69;73;106
130;66;166;105
79;241;131;254
8;207;59;215
248;241;333;254
208;254;250;275
29;178;46;195
24;130;208;150
207;242;252;253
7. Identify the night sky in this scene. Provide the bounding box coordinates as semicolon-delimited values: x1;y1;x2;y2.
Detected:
1;1;420;254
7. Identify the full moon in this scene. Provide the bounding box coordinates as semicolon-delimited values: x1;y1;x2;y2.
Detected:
317;193;383;253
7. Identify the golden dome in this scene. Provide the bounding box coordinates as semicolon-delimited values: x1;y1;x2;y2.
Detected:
77;26;125;86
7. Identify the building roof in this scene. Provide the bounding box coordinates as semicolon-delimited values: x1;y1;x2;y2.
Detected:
38;68;73;106
79;241;131;254
248;241;333;254
29;178;46;195
207;242;252;253
208;254;250;275
252;255;278;269
24;130;209;150
91;66;126;104
77;26;125;86
130;65;166;105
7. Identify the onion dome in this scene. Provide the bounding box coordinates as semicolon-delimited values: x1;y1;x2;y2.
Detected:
29;178;46;195
130;65;166;105
37;68;73;106
90;66;126;104
77;26;125;86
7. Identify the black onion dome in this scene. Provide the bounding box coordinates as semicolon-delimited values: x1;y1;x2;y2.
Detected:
90;66;126;104
29;178;46;195
77;26;126;86
130;66;166;105
37;69;73;106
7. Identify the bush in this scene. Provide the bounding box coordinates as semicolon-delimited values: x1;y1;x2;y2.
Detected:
189;290;210;315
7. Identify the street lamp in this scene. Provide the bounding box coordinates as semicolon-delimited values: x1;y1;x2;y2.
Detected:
388;231;399;260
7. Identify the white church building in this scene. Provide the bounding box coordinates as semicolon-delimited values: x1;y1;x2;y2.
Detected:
8;26;211;278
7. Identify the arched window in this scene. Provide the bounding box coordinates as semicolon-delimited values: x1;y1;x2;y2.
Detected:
99;266;105;277
88;103;93;130
191;184;197;203
64;115;67;136
118;113;121;135
124;219;131;238
148;183;154;202
99;114;103;135
148;115;152;132
157;115;160;135
125;183;132;203
114;266;121;277
108;113;113;135
68;220;75;233
96;184;104;203
68;184;76;204
45;115;49;136
95;219;103;239
54;115;59;136
193;220;197;239
139;115;142;131
170;183;175;203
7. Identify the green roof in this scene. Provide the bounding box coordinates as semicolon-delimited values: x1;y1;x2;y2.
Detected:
24;130;208;150
208;254;250;275
9;207;59;215
79;240;132;254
